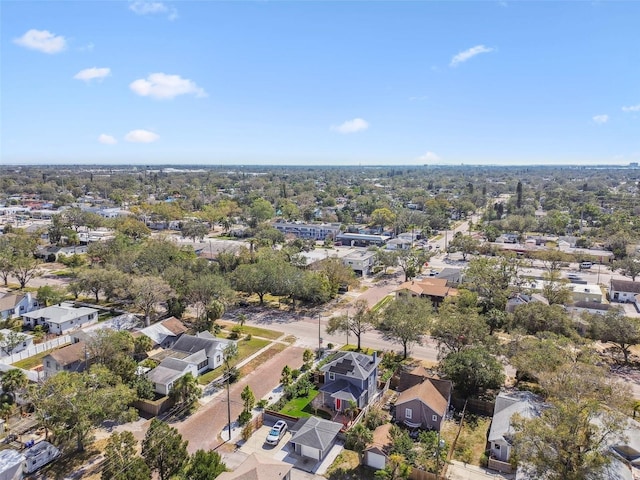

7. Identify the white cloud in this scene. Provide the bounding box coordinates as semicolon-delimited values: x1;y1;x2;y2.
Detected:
418;151;441;162
124;129;160;143
74;67;111;82
330;118;369;134
13;29;66;54
130;73;206;99
593;114;609;124
78;42;95;52
129;1;178;20
622;104;640;112
98;134;117;145
450;45;494;67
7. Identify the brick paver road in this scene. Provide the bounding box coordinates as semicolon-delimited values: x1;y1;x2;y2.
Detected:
173;345;305;454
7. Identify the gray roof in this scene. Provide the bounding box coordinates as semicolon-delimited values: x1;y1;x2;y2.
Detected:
611;279;640;295
320;351;379;381
22;303;97;324
172;334;232;357
147;360;189;385
488;391;544;444
290;416;342;451
319;379;363;401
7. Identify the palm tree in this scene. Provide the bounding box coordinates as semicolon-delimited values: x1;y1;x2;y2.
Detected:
1;369;28;403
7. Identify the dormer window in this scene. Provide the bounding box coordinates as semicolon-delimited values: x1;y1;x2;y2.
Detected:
328;372;335;381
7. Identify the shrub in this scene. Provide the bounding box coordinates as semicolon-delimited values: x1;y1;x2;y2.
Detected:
245;334;252;341
257;399;268;409
291;369;300;380
241;422;254;441
238;410;252;426
327;343;334;350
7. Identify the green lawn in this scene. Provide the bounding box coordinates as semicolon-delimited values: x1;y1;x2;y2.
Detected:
279;389;331;419
197;337;270;385
218;322;283;340
12;349;56;370
340;345;377;355
371;295;394;313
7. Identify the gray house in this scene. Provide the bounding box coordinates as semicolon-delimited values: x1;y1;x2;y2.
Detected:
488;391;544;464
394;374;452;432
320;351;380;412
289;416;343;461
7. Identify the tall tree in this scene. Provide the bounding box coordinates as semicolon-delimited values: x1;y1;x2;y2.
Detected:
381;296;432;359
446;233;480;261
0;369;28;402
395;249;431;282
541;269;573;305
439;346;504;397
464;255;524;312
129;275;174;326
345;422;373;462
37;284;67;306
613;255;640;281
586;309;640;364
326;300;377;351
170;373;202;414
181;450;227;480
102;431;151;480
142;419;189;480
430;304;489;358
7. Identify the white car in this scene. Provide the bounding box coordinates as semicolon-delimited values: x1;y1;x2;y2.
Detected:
265;420;288;445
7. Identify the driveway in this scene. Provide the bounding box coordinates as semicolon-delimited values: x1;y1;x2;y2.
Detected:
447;460;515;480
240;425;291;460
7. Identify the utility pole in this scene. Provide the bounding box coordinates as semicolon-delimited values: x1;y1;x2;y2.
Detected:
346;310;349;347
318;313;322;359
226;372;231;441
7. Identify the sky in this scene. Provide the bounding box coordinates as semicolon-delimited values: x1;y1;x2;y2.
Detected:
1;1;639;166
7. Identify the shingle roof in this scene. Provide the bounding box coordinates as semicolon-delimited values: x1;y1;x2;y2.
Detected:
290;416;343;450
0;293;25;312
47;341;87;366
320;351;379;380
22;303;97;324
161;317;188;336
217;453;292;480
319;379;363;401
395;377;452;416
172;334;232;357
488;391;544;444
611;280;640;295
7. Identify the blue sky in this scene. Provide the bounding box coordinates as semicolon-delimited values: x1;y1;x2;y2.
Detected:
1;1;639;166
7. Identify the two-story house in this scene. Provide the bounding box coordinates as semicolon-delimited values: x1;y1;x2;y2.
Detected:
22;303;98;334
320;351;380;412
342;250;376;277
0;292;39;320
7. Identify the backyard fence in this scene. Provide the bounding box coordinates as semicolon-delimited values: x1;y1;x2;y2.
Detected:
0;335;72;365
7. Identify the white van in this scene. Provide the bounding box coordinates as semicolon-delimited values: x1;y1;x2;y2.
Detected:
579;262;593;270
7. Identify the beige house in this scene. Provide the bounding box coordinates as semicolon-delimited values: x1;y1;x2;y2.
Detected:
217;453;292;480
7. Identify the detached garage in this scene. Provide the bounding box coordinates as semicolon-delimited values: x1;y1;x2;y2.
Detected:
364;423;392;471
290;417;342;461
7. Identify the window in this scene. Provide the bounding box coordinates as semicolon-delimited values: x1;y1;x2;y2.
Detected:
405;408;412;419
495;444;501;450
432;414;438;422
328;372;335;381
46;361;50;367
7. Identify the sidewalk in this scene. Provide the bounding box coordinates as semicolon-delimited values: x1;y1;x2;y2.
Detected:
447;460;515;480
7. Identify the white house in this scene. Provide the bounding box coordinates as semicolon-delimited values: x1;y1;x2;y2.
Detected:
0;328;34;357
610;279;640;304
342;250;376;277
22;302;98;334
0;292;39;320
147;358;198;396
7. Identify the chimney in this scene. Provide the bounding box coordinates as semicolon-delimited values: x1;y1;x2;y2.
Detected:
372;351;377;364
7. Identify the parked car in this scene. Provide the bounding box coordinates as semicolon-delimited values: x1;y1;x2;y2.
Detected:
579;262;593;270
567;273;581;280
265;420;288;445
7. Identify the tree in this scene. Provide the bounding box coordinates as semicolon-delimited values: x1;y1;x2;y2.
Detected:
512;363;630;480
37;284;66;306
375;454;412;479
613;255;640;281
241;385;255;412
129;275;174;326
281;365;292;386
28;366;138;452
11;252;41;289
302;349;314;369
381;296;432;359
0;330;28;357
102;431;151;480
249;198;275;225
142;419;189;480
541;269;573;305
370;207;397;230
506;334;573;384
312;257;358;298
345;422;373;460
170;373;202;414
326;300;377;351
439;347;505;397
464;255;524;312
446;233;480;261
181;450;226;480
586;309;640;364
516;180;523;209
374;248;398;274
114;216;151;241
430;304;489;357
0;369;28;402
134;335;154;359
180;219;209;242
395;248;431;281
511;302;575;337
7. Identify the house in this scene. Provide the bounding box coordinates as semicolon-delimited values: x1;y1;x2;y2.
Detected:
394;368;452;432
0;449;25;480
386;237;413;251
610;279;640;304
506;293;549;313
435;267;463;285
0;292;39;320
22;441;60;474
42;341;88;378
289;416;343;461
146;358;198;396
272;222;341;241
395;278;458;308
488;391;544;465
569;283;603;304
22;303;98;334
217;452;292;480
0;329;34;357
335;233;390;247
567;301;617;316
138;317;188;349
320;351;380;412
171;334;234;372
364;423;392;470
341;250;376;277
